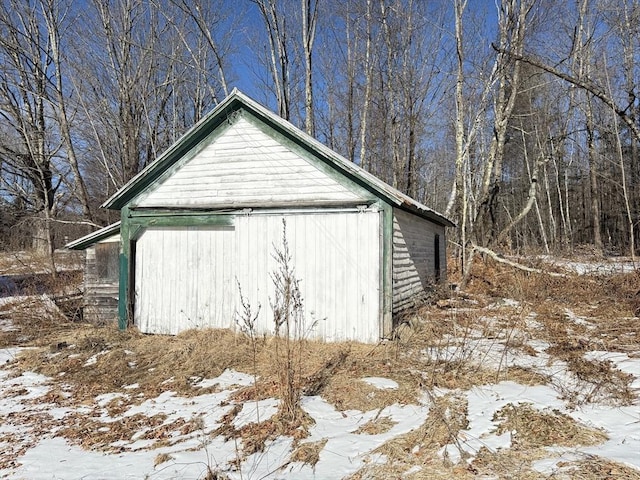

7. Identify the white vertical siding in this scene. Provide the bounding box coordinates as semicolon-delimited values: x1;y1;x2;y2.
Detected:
134;226;236;335
392;208;446;313
135;117;365;208
235;211;381;343
133;211;381;341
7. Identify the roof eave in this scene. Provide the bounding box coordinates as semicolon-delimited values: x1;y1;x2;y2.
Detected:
65;222;121;250
102;91;245;210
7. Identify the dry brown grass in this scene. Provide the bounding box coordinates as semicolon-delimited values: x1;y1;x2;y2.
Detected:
12;326;260;402
154;452;173;467
289;439;327;468
0;295;73;348
212;405;314;458
0;249;82;274
361;393;469;472
492;403;608;448
353;416;397;435
470;447;548;479
464;256;640;323
552;457;640;480
58;412;174;451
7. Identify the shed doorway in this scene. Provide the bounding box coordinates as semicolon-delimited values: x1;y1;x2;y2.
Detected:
134;226;235;334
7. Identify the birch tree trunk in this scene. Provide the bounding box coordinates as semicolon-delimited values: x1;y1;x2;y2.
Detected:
301;0;318;135
358;0;373;170
254;0;291;120
475;0;532;246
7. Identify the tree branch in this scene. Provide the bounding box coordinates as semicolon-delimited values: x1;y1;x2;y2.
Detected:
472;243;566;277
492;44;640;144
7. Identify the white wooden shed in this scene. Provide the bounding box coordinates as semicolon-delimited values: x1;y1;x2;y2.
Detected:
69;89;454;343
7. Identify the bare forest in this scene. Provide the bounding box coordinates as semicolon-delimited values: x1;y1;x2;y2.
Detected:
1;0;640;267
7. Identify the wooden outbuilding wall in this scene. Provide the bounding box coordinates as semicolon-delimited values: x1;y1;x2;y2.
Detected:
392;208;447;312
83;235;120;324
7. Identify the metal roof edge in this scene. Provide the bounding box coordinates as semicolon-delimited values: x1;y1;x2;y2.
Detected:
101;90;244;210
65;222;121;250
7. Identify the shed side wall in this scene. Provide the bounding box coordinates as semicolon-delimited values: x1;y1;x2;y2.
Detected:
392;208;446;313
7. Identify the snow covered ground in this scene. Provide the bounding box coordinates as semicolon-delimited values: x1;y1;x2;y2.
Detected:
1;256;639;479
1;318;639;479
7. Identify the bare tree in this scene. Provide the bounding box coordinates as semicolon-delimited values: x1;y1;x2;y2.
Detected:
0;0;59;261
301;0;319;135
164;0;236;100
475;0;536;247
253;0;292;120
77;0;195;189
41;0;94;223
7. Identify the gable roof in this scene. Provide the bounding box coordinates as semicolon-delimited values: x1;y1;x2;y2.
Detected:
103;89;454;227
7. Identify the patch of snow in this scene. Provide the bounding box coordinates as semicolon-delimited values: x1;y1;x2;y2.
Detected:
552;258;637;275
83;350;109;367
0;347;21;366
442;382;563;462
488;298;520;309
13;437;189;480
564;308;593;327
404;465;422;476
531;451;584;474
214;369;255;388
362;377;399;390
297;395;431;479
121;389;235;441
233;398;279;428
439;443;462;464
569;404;640;469
95;392;128;408
524;312;543;330
195;377;222;388
0;318;17;332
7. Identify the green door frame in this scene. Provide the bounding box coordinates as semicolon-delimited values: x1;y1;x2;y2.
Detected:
117;207;235;330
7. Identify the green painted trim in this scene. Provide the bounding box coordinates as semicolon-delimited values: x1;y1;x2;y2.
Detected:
380;201;394;339
118;207;131;330
127;212;234;229
129;223;145;242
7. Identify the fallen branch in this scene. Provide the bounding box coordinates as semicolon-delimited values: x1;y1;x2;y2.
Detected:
472;244;566;277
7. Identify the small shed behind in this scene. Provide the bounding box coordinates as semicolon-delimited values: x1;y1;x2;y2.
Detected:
67;222;120;324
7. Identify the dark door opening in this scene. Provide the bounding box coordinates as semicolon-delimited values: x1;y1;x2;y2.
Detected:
434;234;441;283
